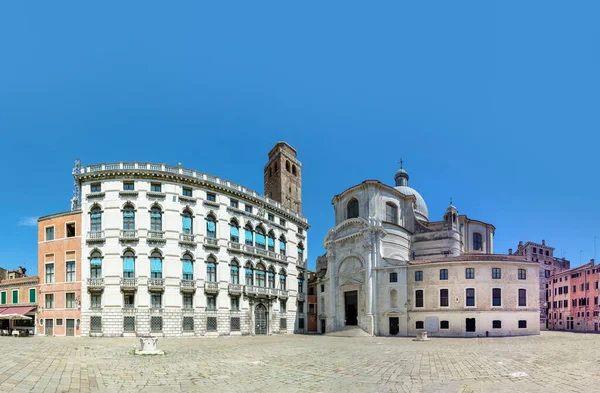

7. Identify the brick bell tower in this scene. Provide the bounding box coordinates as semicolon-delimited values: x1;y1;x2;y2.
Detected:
264;142;302;215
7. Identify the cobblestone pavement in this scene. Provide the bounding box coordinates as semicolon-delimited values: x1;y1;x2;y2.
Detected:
0;331;598;393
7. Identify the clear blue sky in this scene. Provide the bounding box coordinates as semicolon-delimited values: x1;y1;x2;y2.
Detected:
1;2;599;276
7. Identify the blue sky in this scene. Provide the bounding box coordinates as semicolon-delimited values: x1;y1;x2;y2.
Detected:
1;2;599;276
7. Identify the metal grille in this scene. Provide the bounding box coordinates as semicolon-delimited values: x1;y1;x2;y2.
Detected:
230;317;240;331
207;317;217;331
183;317;194;331
151;316;163;332
124;316;135;331
90;317;102;332
280;318;287;330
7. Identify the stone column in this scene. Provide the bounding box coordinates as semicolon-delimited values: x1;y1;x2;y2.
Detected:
364;240;374;335
327;250;337;330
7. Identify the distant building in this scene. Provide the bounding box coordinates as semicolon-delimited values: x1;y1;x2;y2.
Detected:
511;240;570;329
37;210;82;336
0;268;38;335
307;271;318;333
547;259;599;332
0;267;6;280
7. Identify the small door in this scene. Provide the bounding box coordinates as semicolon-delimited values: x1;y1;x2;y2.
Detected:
66;319;75;336
595;323;598;332
254;304;268;335
45;319;54;336
465;318;476;332
321;319;326;334
344;291;358;326
389;317;399;335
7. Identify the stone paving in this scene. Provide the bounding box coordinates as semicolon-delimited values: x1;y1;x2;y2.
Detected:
0;331;597;393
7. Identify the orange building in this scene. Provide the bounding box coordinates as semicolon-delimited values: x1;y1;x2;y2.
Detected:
37;210;82;336
0;267;38;334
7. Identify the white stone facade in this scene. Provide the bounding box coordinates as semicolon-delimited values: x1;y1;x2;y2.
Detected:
319;168;540;337
76;160;308;337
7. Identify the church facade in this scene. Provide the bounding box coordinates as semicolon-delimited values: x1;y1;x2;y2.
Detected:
318;167;540;337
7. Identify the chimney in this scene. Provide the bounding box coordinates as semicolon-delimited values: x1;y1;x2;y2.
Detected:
519;241;523;246
508;248;513;255
542;239;545;246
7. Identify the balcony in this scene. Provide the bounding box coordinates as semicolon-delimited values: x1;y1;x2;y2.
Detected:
119;190;139;198
297;259;307;269
203;237;219;249
239;244;286;263
204;282;219;293
148;278;165;292
120;278;137;291
244;285;278;297
278;290;289;299
297;292;306;302
277;254;288;263
147;231;166;244
119;230;139;242
228;283;244;295
227;241;243;253
179;233;197;247
180;279;196;293
87;278;105;292
86;231;105;243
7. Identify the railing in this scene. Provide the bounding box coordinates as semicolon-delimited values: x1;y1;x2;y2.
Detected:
278;290;289;299
147;231;166;242
204;237;219;247
179;233;196;244
87;231;105;242
245;285;278;297
123;304;136;313
79;162;308;224
240;244;287;263
87;278;104;289
228;283;244;294
120;278;137;288
148;278;165;289
204;282;219;292
205;306;217;312
120;230;138;240
180;280;196;291
228;241;242;251
297;259;307;268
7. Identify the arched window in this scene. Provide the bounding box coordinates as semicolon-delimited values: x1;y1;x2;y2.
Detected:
255;263;266;287
150;250;163;279
182;253;194;281
279;269;287;290
123;249;135;278
473;233;483;251
230;260;239;284
245;262;254;286
298;241;304;262
268;266;276;288
292;165;297;176
90;250;102;278
230;219;240;243
90;206;102;232
206;214;217;239
267;230;276;252
390;289;398;309
347;198;359;219
206;256;217;282
385;202;398;224
182;209;193;235
255;227;266;249
123;204;135;231
244;223;253;246
279;235;287;256
285;160;291;172
150;206;162;232
298;272;304;294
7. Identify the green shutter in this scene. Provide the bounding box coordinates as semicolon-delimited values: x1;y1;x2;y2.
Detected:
1;292;5;305
29;288;36;303
12;290;18;304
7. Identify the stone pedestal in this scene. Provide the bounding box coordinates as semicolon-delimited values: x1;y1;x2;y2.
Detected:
413;332;430;341
135;337;164;355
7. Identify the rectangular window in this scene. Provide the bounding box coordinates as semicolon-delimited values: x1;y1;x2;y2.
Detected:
245;205;253;213
66;260;76;282
586;282;590;291
207;317;217;331
230;296;239;311
563;299;568;308
66;223;76;238
440;289;449;307
207;295;216;311
124;316;135;331
90;316;102;331
66;293;76;308
439;269;448;280
573;285;576;293
29;288;36;303
151;316;163;332
124;293;134;307
91;294;101;309
565;286;569;294
45;294;54;309
546;250;549;256
518;289;527;307
280;300;286;313
545;269;550;278
151;294;162;309
151;183;162;192
465;268;475;279
440;320;449;329
415;321;424;329
309;304;316;314
466;288;475;307
231;317;241;331
12;290;18;304
473;233;482;251
183;294;193;309
45;226;55;241
518;269;527;280
415;271;423;281
385;203;398;224
320;284;325;293
298;302;304;313
182;187;193;197
533;247;537;254
206;192;216;202
230;199;238;208
492;288;502;307
0;292;5;305
492;268;501;279
492;320;502;329
298;318;305;329
123;181;134;190
183;316;194;331
280;218;286;227
389;272;398;283
268;213;274;221
581;284;584;291
91;183;101;193
45;263;55;284
518;320;527;329
415;290;423;308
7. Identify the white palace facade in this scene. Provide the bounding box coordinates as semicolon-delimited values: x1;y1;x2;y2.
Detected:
74;142;309;337
319;166;540;337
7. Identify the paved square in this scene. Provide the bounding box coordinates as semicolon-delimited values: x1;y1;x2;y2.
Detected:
0;332;597;393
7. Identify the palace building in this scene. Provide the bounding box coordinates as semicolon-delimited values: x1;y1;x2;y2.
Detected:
318;166;540;337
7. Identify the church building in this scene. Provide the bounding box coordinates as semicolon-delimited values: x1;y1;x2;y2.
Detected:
318;165;540;337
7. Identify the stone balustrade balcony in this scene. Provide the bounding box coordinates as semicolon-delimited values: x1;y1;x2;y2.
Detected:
120;230;139;242
147;231;166;244
204;237;219;249
297;292;306;302
179;233;197;246
228;283;244;295
87;278;104;292
245;285;278;297
278;290;289;299
180;279;196;293
120;278;137;291
148;278;165;292
87;231;105;243
204;281;219;293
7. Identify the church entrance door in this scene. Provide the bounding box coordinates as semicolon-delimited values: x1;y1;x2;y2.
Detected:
465;318;476;333
344;291;358;326
389;317;399;335
254;304;268;335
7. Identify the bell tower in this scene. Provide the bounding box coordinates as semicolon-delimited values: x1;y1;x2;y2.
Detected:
264;142;302;215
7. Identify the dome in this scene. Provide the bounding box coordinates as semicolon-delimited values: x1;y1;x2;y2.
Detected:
394;185;429;222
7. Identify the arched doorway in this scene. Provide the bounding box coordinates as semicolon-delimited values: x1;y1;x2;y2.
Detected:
255;304;268;335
